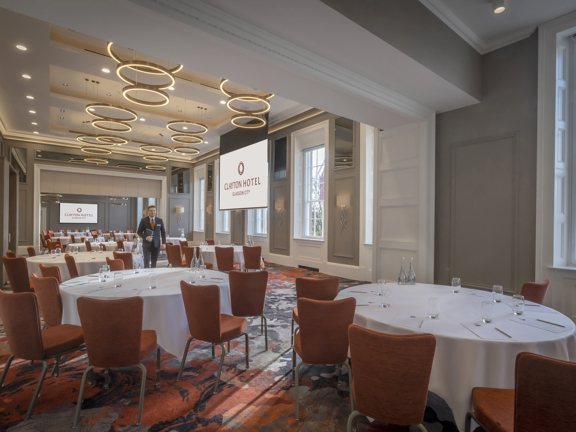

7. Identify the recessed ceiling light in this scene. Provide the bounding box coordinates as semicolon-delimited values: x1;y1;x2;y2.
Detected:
205;141;209;144
207;116;212;119
33;131;38;134
183;126;188;130
22;74;31;79
492;0;506;13
102;68;110;73
62;83;68;86
31;122;37;125
16;45;27;51
26;95;34;99
88;108;95;112
168;86;174;91
140;118;145;121
106;93;111;96
220;100;225;104
29;110;36;114
151;148;156;151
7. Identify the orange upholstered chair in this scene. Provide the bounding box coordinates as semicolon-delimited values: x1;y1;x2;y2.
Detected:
166;244;185;267
243;246;263;270
229;270;269;350
73;297;160;427
27;246;37;257
0;290;84;421
293;297;356;420
85;240;92;252
215;246;235;271
113;251;133;270
64;254;80;279
179;239;189;251
291;277;340;345
30;273;63;328
105;257;124;271
177;282;249;393
47;239;63;251
48;230;54;238
62;230;68;236
70;234;76;244
116;240;125;251
182;246;213;269
39;264;63;285
465;352;576;432
2;256;33;293
520;280;550;305
40;233;49;250
6;250;16;258
127;230;134;233
206;239;215;245
99;243;107;251
347;325;436;431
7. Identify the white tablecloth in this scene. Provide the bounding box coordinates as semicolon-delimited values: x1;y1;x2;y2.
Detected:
60;268;231;357
198;245;244;270
166;236;188;245
26;251;144;282
336;283;576;431
52;235;104;245
103;233;136;241
66;241;136;253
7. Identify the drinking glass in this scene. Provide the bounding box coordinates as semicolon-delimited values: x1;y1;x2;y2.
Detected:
452;277;461;293
377;279;386;295
133;261;140;274
149;273;157;289
117;248;124;253
481;301;495;323
91;251;96;260
428;297;440;319
55;248;61;256
114;272;123;288
380;289;391;308
188;268;196;283
240;261;245;272
492;285;503;303
98;268;106;282
74;246;79;254
218;240;221;246
103;265;110;279
512;294;525;315
199;265;207;280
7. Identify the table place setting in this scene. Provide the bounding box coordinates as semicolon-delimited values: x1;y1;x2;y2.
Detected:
510;316;569;334
390;313;425;330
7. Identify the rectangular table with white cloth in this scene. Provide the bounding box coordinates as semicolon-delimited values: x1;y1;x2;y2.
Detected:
26;251;144;281
59;268;231;358
337;283;576;431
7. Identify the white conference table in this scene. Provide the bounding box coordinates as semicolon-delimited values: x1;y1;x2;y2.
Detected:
67;241;138;253
26;251;144;282
59;268;231;357
336;283;576;431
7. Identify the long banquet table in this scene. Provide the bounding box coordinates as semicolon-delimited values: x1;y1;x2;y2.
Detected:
26;251;144;282
59;268;231;357
336;283;576;431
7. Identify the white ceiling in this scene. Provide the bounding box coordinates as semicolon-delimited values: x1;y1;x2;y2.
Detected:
420;0;576;53
0;7;309;164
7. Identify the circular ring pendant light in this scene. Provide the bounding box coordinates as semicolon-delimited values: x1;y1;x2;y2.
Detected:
81;147;112;155
139;144;173;154
116;164;143;170
84;157;109;165
146;164;166;171
231;114;267;129
220;78;273;129
171;134;204;145
174;146;200;155
143;155;169;162
85;103;138;133
166;120;208;135
76;135;127;146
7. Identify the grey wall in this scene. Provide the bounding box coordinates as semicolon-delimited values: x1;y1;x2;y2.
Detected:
269;135;291;256
320;0;481;100
167;161;194;239
435;32;538;293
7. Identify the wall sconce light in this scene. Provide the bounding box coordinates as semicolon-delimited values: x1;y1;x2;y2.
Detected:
207;205;213;216
275;198;285;228
175;206;185;228
337;195;350;232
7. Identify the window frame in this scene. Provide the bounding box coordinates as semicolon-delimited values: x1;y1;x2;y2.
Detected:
193;165;206;232
303;145;325;238
214;160;230;234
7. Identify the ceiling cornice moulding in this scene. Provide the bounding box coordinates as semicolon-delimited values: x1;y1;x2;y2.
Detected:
129;0;434;120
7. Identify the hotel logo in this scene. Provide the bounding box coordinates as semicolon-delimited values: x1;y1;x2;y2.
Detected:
238;161;245;176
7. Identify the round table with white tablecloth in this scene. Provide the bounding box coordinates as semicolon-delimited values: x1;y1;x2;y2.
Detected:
102;232;136;241
197;245;244;270
66;241;137;253
336;283;576;431
26;251;144;281
59;268;231;357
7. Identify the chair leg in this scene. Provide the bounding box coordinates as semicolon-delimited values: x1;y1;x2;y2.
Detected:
177;337;193;382
347;410;362;432
212;343;215;359
104;368;110;390
214;342;226;394
465;412;489;432
25;359;48;421
291;318;294;346
261;314;268;351
88;365;94;387
260;315;264;334
73;365;95;428
0;354;14;387
344;358;355;412
136;363;147;426
227;340;231;352
156;347;161;387
244;332;250;368
292;347;297;385
338;364;342;384
294;361;305;420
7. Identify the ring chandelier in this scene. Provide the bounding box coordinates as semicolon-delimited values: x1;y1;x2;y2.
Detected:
81;147;112;155
107;42;182;107
139;144;172;154
174;146;200;155
220;78;273;129
166;120;207;144
143;155;169;162
146;164;166;171
76;134;128;146
116;164;143;170
85;103;138;133
83;157;109;165
171;134;204;145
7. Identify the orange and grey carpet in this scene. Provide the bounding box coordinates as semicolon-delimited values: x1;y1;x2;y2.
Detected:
0;264;459;431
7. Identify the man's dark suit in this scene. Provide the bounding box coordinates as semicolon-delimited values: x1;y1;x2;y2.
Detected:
137;216;166;268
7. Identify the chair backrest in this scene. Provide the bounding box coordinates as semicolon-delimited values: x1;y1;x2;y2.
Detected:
2;256;32;293
182;246;196;268
127;230;133;233
99;243;107;251
48;230;54;236
514;352;576;432
64;253;79;279
114;230;119;233
215;246;235;271
77;296;144;368
0;290;44;360
30;273;62;328
6;250;16;258
113;251;133;270
62;230;68;236
229;270;268;317
70;234;76;243
27;246;37;257
520;280;550;305
243;246;262;269
48;240;62;251
206;239;215;245
348;324;436;426
39;264;63;284
40;233;48;248
297;297;356;364
106;257;124;271
42;230;49;237
116;240;125;250
85;240;92;251
295;277;340;300
166;244;184;267
180;281;222;343
179;240;189;248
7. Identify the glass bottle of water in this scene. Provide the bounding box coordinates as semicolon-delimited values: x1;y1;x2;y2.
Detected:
398;257;408;285
192;247;198;270
408;257;416;285
198;248;204;268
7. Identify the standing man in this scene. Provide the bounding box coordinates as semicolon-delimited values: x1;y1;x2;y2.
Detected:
137;205;166;268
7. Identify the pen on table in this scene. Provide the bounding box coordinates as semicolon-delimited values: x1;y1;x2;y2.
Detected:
537;319;565;328
350;290;368;294
495;327;512;338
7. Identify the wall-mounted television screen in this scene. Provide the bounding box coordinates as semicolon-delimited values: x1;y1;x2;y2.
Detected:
60;203;98;223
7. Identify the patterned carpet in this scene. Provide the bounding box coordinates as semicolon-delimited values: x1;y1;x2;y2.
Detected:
0;263;460;431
